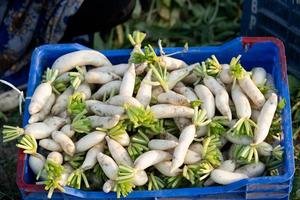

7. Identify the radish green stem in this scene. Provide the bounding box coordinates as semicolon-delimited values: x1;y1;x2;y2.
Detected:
114;165;135;198
67;168;89;189
2;125;24;142
205;55;222;77
16;135;37;155
148;172;165;190
71;110;92;133
69;66;85;89
67;92;87;116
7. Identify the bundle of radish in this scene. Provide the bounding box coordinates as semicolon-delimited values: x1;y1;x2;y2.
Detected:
2;31;285;199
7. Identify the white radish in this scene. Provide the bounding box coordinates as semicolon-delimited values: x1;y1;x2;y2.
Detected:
163;132;179;142
195;126;208;137
43;116;67;131
210;169;248;185
105;136;133;167
265;73;276;99
87;115;120;129
24;122;53;139
136;69;153;107
60;124;75;138
52;131;75;156
132;169;148;186
39;139;62;152
157;91;190;106
152;86;164;97
225;133;252;145
0;89;20;112
52;50;111;75
111;132;130;146
219;64;233;84
173;86;198;102
134;150;172;170
93;63;129;76
251;109;260;122
135;62;148;75
238;74;265;108
159;56;188;71
85;70;120;84
182;73;198;85
47;151;63;165
29;93;55;123
51;87;74;115
59;164;73;187
92;80;121;100
75;82;91;99
29;69;57;114
235;162;265;178
97;152;118;180
174;117;192;131
167;63;198;89
231;84;251;119
189;143;203;154
151;104;194;118
203;76;232;120
171;124;196;171
256;142;273;156
251;67;267;86
155;161;182;177
253;93;278;145
148;139;178;150
85;100;100;113
194;85;215;119
103;180;115;193
29;153;46;175
90;102;125;116
81;144;104;170
184;149;201;164
75;131;106;153
107;95;142;107
119;63;136;97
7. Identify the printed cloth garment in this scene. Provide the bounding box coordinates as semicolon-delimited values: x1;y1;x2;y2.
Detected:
0;0;84;75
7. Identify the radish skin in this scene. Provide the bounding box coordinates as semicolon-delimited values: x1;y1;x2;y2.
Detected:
85;71;120;84
60;124;75;138
195;126;208;137
148;139;178;150
194;85;215;119
75;82;91;99
155;161;182;177
51;87;74;115
210;169;248;185
52;131;75;156
231;84;251;119
39;139;62;152
182;73;198;85
219;64;233;84
0;89;20;112
119;63;136;97
103;180;115;193
151;104;194;118
75;131;106;153
134;150;172;170
97;152;118;180
238;74;265;108
92;80;121;100
184;149;201;164
159;56;188;71
43;116;66;131
174;117;192;131
225;133;252;145
132;169;148;186
158;91;190;106
29;82;52;114
171;124;196;171
29;93;55;123
108;95;142;107
90;103;125;116
105;136;133;167
111;132;130;146
253;93;277;145
152;86;164;97
24;123;53;139
173;86;198;102
52;50;111;75
167;64;197;89
81;144;104;170
47;151;63;165
29;153;45;175
136;69;153;107
235;162;265;178
256;142;273;156
87;115;120;129
189;143;203;154
251;67;267;86
251;109;260;122
94;63;129;76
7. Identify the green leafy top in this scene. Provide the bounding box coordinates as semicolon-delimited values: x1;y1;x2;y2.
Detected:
205;55;222;77
67;92;87;117
229;55;246;80
44;68;59;83
114;165;135;198
191;100;211;127
201;135;222;167
68;66;85;89
16;134;37;155
71;110;92;133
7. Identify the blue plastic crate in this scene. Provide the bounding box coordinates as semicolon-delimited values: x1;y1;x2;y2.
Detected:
241;0;300;78
17;37;294;200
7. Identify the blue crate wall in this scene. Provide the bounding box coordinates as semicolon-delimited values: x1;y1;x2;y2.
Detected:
241;0;300;78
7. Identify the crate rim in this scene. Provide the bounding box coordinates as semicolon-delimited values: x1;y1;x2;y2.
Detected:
16;37;295;198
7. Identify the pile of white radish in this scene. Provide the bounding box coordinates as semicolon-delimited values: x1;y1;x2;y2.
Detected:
3;31;285;199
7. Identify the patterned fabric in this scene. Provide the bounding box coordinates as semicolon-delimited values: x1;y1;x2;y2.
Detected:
0;0;84;75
